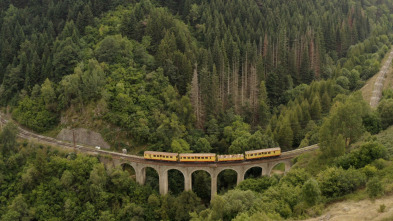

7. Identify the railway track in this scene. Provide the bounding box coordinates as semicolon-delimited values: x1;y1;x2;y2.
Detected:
0;112;318;167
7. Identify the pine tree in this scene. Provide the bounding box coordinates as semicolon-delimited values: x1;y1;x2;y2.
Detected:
190;65;203;128
275;116;293;151
310;96;322;120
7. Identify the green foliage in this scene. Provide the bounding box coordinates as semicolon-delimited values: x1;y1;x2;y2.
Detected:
237;177;277;193
279;168;311;187
12;96;58;132
0;123;18;154
194;138;212;153
362;164;378;178
363;112;382;134
318;167;366;198
173;191;204;221
378;204;386;213
171;138;191;153
319;93;369;157
378;98;393;129
336;141;387;169
207;190;260;221
367;177;384;198
95;35;133;64
302;179;321;206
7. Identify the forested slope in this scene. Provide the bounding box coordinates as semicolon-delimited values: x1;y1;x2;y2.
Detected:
1;0;393;155
2;1;393;220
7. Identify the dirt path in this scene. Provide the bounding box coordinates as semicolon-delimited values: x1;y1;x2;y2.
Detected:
362;48;393;107
303;195;393;221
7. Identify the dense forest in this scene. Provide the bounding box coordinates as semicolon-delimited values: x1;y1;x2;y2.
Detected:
3;0;393;220
1;0;393;154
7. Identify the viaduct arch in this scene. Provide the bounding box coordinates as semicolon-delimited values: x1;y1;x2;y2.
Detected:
0;113;318;199
110;152;306;197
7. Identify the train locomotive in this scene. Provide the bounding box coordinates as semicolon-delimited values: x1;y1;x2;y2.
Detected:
144;147;281;163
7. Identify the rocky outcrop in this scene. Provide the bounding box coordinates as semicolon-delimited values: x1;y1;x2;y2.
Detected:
57;128;110;149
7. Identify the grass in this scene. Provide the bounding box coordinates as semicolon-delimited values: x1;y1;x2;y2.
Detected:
343;188;368;202
272;162;285;171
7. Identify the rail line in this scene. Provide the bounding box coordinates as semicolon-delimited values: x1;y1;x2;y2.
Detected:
0;112;318;167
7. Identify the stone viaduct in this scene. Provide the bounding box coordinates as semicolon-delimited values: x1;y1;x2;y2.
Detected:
0;112;318;198
103;145;317;197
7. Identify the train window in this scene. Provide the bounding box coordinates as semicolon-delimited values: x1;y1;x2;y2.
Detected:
187;157;190;159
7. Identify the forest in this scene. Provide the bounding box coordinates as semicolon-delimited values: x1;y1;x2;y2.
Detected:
2;0;393;220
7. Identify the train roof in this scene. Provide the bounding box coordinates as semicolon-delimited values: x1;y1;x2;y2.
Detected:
179;153;216;157
144;151;178;156
245;147;281;154
217;154;244;158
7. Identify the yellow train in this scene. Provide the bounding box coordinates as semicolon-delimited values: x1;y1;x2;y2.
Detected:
144;151;178;162
179;153;216;162
143;147;281;163
245;147;281;160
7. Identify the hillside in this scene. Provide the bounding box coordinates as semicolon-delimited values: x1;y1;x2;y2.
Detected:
2;0;393;220
305;195;393;221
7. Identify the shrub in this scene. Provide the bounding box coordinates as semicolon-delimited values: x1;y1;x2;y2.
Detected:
279;168;310;187
336;142;387;169
302;179;321;206
378;99;393;129
367;177;384;198
362;112;382;134
318;167;366;198
373;159;387;170
362;165;378;178
237;176;277;193
378;204;386;213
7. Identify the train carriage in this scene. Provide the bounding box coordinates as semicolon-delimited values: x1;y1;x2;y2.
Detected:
179;153;216;163
144;151;178;162
245;147;281;160
217;154;244;162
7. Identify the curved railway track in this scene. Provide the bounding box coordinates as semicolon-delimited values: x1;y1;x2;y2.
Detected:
0;112;318;167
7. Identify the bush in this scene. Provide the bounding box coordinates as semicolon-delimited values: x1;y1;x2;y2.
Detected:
373;159;387;170
279;168;310;187
362;112;382;134
237;176;277;193
362;165;378;178
336;142;387;169
12;97;58;132
378;99;393;129
302;179;321;206
367;177;384;198
318;167;366;198
378;204;386;213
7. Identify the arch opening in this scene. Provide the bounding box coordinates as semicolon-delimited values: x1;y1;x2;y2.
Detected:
121;163;136;180
217;169;237;194
244;167;263;180
270;163;285;176
192;170;211;204
145;167;159;193
168;169;185;195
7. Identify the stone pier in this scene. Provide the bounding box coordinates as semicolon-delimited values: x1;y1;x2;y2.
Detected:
109;158;293;198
